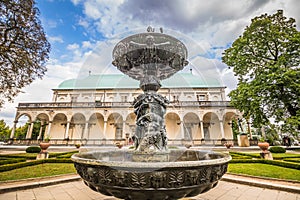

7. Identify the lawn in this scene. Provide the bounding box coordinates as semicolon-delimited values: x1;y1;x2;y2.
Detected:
228;163;300;181
0;163;76;181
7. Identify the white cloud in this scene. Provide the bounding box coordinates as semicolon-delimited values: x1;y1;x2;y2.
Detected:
48;35;64;43
67;43;80;50
2;0;299;127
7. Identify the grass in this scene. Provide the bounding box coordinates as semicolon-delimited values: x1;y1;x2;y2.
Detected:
0;163;76;181
235;152;300;158
228;163;300;181
0;150;299;182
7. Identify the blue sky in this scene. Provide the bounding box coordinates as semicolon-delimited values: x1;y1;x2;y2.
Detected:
1;0;299;126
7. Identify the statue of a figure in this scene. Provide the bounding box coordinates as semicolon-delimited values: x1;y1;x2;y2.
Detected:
132;93;168;152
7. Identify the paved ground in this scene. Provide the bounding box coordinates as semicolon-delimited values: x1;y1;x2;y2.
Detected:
1;177;299;200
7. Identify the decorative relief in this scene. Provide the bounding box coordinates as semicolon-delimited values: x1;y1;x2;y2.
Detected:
74;163;228;190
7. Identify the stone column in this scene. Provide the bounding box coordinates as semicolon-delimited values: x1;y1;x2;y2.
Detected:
103;120;107;139
65;121;70;139
229;121;233;138
220;121;225;138
200;120;204;139
26;122;34;139
83;121;89;139
180;121;185;139
37;121;44;140
122;120;126;138
46;121;52;137
10;120;18;139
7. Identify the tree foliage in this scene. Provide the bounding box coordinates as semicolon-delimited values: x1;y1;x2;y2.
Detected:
222;10;300;135
0;0;50;107
0;119;10;141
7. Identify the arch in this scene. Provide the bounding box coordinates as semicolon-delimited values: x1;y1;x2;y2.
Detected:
183;112;200;140
32;113;50;140
88;113;105;139
70;113;86;139
202;112;221;139
223;112;237;139
16;113;32;123
35;113;50;122
125;113;137;138
107;113;123;139
165;112;181;139
51;113;68;139
14;114;31;139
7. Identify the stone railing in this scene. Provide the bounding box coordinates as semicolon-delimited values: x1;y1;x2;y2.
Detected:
7;138;258;147
18;101;231;109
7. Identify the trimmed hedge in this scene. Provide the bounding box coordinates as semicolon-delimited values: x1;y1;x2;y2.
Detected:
269;146;286;153
229;152;261;159
26;146;41;153
0;158;73;172
229;159;300;170
0;158;26;165
0;154;37;160
283;158;300;163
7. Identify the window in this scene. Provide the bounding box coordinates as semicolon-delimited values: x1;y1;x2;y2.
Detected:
71;96;77;102
121;95;128;102
197;95;206;101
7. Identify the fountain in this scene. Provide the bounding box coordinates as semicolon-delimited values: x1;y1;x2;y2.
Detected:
71;27;231;200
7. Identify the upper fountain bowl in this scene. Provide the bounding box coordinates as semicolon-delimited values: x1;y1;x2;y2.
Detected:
112;32;189;82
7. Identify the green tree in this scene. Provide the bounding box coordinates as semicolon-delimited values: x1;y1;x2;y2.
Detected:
14;123;28;139
222;10;300;136
0;120;11;141
0;0;50;107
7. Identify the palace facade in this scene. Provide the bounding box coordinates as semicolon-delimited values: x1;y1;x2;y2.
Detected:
10;72;240;146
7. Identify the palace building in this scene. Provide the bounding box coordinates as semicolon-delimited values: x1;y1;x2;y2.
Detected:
10;72;239;146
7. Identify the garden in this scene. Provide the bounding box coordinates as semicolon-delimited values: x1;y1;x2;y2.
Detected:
0;146;300;182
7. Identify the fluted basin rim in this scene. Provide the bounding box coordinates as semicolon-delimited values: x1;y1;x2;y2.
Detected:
71;149;231;169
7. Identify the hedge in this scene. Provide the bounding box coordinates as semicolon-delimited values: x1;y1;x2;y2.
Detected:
283;158;300;164
26;146;41;153
0;158;73;172
0;154;38;160
269;146;286;153
229;159;300;170
0;158;26;165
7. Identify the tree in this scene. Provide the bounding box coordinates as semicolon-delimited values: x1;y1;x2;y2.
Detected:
222;10;300;136
0;0;50;107
0;120;11;141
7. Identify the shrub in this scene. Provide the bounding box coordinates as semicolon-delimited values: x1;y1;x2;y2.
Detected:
269;146;286;153
0;158;73;172
0;158;26;165
26;146;41;153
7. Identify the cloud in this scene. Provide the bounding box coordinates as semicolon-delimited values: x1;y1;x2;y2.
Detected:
48;36;64;43
2;0;299;127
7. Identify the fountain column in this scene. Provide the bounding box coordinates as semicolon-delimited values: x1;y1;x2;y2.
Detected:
112;28;189;153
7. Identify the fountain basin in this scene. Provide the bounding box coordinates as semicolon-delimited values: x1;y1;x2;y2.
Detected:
72;149;231;200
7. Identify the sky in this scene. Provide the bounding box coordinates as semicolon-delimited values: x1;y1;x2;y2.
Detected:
0;0;299;127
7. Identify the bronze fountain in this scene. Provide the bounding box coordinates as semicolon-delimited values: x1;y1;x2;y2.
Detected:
72;27;231;200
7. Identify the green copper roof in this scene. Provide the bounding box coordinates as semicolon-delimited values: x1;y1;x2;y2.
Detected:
56;73;222;90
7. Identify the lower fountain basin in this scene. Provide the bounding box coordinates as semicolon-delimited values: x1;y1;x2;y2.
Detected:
71;149;231;200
